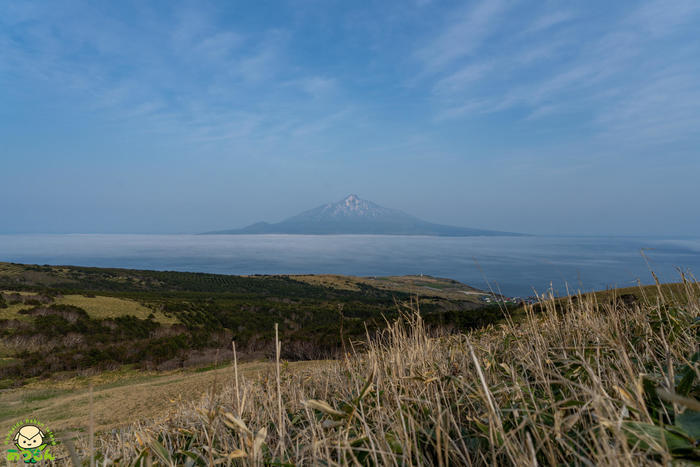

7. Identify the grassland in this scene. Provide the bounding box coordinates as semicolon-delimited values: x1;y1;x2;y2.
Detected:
0;301;35;321
40;276;691;466
293;274;486;302
0;361;324;433
2;261;697;465
0;292;176;324
54;295;178;324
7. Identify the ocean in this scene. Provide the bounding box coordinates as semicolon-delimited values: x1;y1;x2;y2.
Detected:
1;234;699;297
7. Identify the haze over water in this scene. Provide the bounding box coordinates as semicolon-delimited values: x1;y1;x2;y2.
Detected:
2;234;699;297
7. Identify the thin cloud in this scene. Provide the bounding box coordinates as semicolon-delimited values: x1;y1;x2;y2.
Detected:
291;108;353;137
416;0;509;73
432;63;493;95
628;0;700;36
0;2;355;150
526;10;575;33
420;0;700;149
299;76;337;98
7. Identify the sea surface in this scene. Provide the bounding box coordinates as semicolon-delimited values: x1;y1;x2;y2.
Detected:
1;234;699;297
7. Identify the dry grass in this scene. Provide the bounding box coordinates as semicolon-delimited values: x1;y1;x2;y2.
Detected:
292;274;486;303
61;278;700;465
292;274;366;291
0;361;323;435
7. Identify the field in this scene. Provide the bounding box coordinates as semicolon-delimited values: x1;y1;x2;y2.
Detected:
7;275;689;465
0;361;324;433
0;293;176;324
1;262;697;465
293;274;487;302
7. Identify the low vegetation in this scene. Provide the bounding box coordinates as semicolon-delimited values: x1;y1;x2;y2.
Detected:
0;263;500;386
64;276;698;465
3;262;697;464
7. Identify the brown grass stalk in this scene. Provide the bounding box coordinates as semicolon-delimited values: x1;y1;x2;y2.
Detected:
74;278;699;465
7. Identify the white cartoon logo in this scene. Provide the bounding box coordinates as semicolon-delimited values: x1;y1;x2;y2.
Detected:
14;425;44;450
4;419;55;464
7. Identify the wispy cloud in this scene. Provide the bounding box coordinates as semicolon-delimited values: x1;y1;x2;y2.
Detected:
526;10;575;33
291;108;353;137
432;63;493;95
628;0;700;36
0;1;355;147
421;0;700;149
234;31;288;82
296;76;337;99
594;66;700;144
416;0;509;73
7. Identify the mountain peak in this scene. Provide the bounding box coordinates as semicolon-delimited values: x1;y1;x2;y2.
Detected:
323;194;385;219
338;194;365;212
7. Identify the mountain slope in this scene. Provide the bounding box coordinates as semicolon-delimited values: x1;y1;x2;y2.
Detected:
205;194;522;236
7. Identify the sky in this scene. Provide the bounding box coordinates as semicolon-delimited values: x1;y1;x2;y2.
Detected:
1;0;699;236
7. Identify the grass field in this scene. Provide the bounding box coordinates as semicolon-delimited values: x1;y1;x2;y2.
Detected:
0;292;177;324
0;361;324;433
294;274;487;302
0;301;33;321
588;281;692;304
53;295;178;324
10;278;689;466
2;261;698;465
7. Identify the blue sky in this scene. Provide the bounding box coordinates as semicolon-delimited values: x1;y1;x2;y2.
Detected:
1;0;699;235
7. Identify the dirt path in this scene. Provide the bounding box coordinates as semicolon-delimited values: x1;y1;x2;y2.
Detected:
0;361;321;433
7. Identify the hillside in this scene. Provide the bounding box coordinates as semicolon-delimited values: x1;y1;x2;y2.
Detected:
0;262;506;387
0;360;322;433
205;194;522;236
2;277;696;465
4;260;697;465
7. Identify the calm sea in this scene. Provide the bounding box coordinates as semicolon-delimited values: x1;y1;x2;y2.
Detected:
1;234;699;297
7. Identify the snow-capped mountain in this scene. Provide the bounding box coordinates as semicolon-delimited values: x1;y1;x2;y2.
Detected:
292;194;413;222
204;194;522;236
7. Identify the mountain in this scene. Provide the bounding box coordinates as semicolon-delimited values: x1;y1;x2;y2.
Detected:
204;194;522;236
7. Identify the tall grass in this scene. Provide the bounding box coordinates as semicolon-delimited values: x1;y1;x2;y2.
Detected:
87;279;699;465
